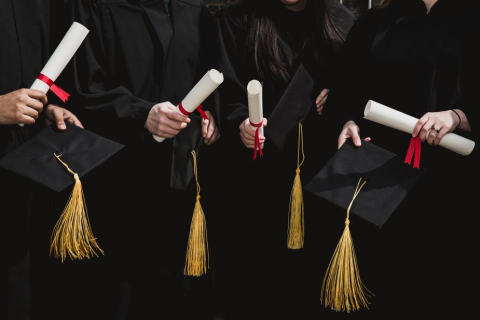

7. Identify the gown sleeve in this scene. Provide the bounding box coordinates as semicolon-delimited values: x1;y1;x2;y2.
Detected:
71;0;155;143
323;9;383;128
454;7;478;134
209;10;250;136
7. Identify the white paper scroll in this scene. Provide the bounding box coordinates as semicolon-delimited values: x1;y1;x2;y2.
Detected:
19;22;90;127
247;80;264;149
364;100;475;156
153;69;224;142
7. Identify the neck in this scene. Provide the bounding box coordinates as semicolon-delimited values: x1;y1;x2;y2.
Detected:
423;0;438;13
284;0;306;12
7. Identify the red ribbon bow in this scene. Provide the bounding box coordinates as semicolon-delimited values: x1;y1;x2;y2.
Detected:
404;137;422;169
37;74;70;103
250;120;264;160
178;102;209;120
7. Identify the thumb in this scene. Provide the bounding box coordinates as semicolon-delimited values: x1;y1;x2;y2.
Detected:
53;108;66;130
352;132;362;147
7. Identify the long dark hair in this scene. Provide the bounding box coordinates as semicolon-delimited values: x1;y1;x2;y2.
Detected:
244;0;347;82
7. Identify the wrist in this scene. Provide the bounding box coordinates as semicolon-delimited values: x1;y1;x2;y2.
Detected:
450;109;462;130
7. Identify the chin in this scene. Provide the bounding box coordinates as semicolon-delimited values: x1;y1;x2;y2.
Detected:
281;0;303;6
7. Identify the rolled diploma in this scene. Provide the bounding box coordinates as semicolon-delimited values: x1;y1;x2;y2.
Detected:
364;100;475;156
153;69;224;142
20;22;90;127
247;80;264;149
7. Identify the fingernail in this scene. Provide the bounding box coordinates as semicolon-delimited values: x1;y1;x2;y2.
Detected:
59;124;66;129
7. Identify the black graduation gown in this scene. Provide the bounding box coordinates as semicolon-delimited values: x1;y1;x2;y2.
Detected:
325;0;479;316
68;1;215;319
0;1;54;318
207;1;354;319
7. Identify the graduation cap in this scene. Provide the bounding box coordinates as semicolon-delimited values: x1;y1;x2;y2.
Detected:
257;64;316;250
304;140;424;312
0;123;124;261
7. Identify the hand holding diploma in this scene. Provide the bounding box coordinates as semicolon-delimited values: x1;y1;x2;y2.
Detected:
245;80;266;159
152;69;224;142
364;100;475;156
145;102;191;139
0;89;47;125
19;22;90;127
412;109;472;146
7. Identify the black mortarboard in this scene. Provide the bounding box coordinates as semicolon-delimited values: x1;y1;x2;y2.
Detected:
0;123;124;193
0;123;124;262
265;63;315;151
305;139;424;228
305;140;424;312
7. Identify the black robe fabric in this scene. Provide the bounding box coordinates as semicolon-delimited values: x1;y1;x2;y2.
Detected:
0;1;53;319
324;0;479;317
71;0;214;191
205;1;355;319
64;1;215;319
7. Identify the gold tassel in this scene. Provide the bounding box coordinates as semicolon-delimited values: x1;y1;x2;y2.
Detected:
184;150;209;277
50;153;104;262
287;122;305;249
320;178;373;312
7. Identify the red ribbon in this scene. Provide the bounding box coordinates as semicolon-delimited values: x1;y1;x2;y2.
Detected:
178;102;209;120
37;74;70;103
250;120;264;160
404;137;422;169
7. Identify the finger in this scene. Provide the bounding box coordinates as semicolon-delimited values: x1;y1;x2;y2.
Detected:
433;127;449;146
364;137;372;142
163;116;188;130
240;136;255;148
240;130;255;143
156;132;175;139
158;125;181;136
206;121;215;139
210;130;221;144
205;129;219;145
419;119;435;141
350;128;362;147
168;109;190;123
412;114;429;138
202;119;209;138
25;89;48;105
25;97;44;111
316;88;329;104
427;126;440;145
52;108;67;130
337;135;347;149
263;118;268;127
317;106;324;115
20;105;39;119
64;113;84;128
245;122;257;137
164;102;176;110
19;114;36;125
